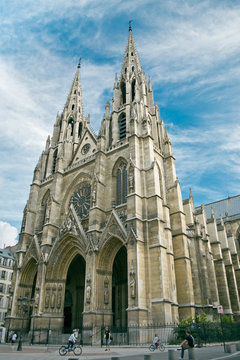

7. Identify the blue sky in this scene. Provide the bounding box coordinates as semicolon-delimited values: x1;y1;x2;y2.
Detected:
0;0;240;247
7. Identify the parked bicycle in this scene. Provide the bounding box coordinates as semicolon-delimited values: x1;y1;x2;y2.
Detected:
59;343;82;356
149;342;165;352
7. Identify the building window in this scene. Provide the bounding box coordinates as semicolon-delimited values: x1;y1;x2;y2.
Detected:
120;81;126;104
131;79;136;101
1;271;6;279
0;284;4;293
52;149;58;173
116;162;127;205
3;258;7;266
78;122;82;139
119;113;126;140
72;104;75;110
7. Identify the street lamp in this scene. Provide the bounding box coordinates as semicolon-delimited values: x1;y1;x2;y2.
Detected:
17;296;35;351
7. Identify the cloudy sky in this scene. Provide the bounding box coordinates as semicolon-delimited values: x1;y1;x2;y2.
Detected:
0;0;239;247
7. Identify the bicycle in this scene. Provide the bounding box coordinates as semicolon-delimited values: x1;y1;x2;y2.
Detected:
59;343;82;356
149;342;165;352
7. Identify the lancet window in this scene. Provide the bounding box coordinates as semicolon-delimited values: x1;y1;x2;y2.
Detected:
120;81;126;104
119;113;126;140
52;149;58;173
131;79;136;101
116;162;127;205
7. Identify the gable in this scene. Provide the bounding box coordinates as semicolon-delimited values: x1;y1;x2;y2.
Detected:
71;127;97;165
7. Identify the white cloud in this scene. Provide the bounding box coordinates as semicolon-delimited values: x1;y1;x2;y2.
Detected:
0;221;18;248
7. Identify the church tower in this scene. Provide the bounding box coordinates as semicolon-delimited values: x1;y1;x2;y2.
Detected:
7;26;240;345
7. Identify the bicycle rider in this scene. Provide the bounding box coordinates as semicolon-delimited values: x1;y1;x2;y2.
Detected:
68;330;77;352
153;333;159;348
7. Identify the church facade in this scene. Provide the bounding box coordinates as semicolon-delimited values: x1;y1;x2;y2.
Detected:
6;27;240;344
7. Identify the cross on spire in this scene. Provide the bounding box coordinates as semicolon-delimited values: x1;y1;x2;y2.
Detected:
129;20;133;31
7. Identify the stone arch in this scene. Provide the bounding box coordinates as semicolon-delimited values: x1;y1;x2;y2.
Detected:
118;112;126;140
40;189;51;226
16;258;38;330
96;236;128;326
120;80;126;104
112;157;128;207
46;234;86;281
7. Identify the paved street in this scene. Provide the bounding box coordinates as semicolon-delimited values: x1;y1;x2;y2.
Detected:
0;344;239;360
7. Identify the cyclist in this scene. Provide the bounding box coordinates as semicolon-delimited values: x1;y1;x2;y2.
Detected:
153;333;159;348
68;330;77;352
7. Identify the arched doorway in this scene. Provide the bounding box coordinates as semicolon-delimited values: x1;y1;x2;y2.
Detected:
112;246;128;328
63;254;85;332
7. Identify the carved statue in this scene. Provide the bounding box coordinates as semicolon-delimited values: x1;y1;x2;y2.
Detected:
104;278;109;304
57;285;62;309
45;288;50;308
51;289;56;309
86;285;91;303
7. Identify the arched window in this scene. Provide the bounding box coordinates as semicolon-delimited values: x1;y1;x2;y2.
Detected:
131;79;136;101
238;233;240;247
68;118;74;136
116;162;127;205
120;81;126;104
52;149;58;173
72;104;75;110
118;113;126;140
78;122;82;138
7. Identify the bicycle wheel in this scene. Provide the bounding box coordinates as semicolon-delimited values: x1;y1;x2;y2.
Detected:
59;345;68;356
149;344;155;352
159;343;165;351
73;345;82;355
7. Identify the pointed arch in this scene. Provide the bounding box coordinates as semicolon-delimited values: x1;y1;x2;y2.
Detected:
120;81;126;104
112;157;128;206
52;148;58;173
131;78;136;101
68;117;74;136
41;189;51;226
118;112;126;140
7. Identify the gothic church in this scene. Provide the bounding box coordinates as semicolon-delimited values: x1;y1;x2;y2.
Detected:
7;27;240;344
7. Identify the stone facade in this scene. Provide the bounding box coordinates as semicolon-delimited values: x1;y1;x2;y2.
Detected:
6;28;240;344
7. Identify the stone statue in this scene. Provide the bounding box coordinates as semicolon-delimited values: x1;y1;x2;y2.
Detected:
104;279;109;304
86;285;91;303
45;289;50;309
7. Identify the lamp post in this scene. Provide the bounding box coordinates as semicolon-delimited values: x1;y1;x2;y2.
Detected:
17;296;35;351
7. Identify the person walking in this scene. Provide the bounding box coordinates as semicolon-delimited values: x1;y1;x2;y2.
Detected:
10;331;17;350
104;326;111;351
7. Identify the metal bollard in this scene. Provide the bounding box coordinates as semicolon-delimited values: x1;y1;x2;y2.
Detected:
144;355;152;360
225;344;231;353
168;349;175;360
188;348;196;360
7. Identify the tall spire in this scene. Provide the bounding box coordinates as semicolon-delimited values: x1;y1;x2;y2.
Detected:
121;24;142;77
64;61;84;123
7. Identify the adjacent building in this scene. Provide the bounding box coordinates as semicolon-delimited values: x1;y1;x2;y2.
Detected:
5;27;240;344
0;248;15;324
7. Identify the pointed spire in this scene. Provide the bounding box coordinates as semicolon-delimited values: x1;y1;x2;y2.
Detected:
121;26;142;77
64;62;83;122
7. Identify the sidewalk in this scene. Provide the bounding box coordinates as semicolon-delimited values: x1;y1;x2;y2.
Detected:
0;344;239;360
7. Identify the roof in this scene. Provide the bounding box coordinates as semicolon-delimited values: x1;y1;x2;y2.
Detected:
0;248;15;260
196;194;240;220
